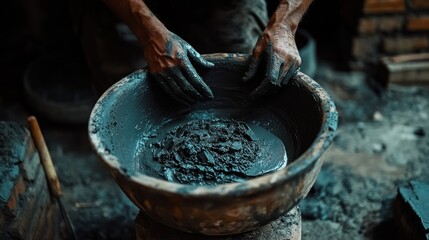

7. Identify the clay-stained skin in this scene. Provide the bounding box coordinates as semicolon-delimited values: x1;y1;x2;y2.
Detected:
102;0;214;105
102;0;312;102
243;0;314;99
147;34;215;105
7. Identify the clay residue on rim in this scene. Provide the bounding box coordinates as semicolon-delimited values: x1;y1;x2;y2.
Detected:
88;53;338;197
87;53;337;235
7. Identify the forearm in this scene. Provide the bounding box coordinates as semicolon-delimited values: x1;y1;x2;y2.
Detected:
101;0;167;45
268;0;313;34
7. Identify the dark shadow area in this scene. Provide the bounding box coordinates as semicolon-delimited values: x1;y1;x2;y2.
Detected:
370;218;396;240
299;0;364;70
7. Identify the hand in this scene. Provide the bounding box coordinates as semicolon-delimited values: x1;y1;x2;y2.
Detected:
144;30;214;105
243;25;301;99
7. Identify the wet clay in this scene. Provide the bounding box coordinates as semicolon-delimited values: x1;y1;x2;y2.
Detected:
87;54;337;235
150;118;285;185
151;119;260;185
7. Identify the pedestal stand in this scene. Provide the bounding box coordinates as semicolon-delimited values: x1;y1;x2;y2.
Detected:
135;206;301;240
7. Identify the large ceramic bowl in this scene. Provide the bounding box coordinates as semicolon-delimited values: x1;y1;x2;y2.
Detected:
88;53;337;235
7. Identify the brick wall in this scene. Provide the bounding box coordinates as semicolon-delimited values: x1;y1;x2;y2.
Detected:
0;122;60;240
352;0;429;65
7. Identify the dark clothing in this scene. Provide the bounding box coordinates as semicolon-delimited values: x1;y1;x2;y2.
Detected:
69;0;269;93
146;0;268;53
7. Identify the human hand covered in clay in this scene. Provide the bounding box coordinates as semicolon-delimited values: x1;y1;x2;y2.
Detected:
143;30;214;105
101;0;214;105
243;25;300;99
243;0;312;99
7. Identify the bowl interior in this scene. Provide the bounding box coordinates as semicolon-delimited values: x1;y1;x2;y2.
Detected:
90;54;325;185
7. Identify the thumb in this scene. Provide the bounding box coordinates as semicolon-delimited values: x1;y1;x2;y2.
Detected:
187;46;215;68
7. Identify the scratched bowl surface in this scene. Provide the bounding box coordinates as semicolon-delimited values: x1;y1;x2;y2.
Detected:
88;53;337;235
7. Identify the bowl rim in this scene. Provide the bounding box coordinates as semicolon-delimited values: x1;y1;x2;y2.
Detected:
88;53;338;198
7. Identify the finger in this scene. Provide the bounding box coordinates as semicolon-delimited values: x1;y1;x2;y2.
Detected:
164;69;196;105
171;68;205;101
182;61;214;100
249;54;282;99
265;53;282;87
279;62;294;86
153;74;177;100
166;80;195;105
280;62;298;86
157;72;192;106
249;78;278;99
242;56;261;82
292;67;301;79
187;46;214;68
286;66;300;83
244;41;272;82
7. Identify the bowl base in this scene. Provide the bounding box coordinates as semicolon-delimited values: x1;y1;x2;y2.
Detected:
135;206;301;239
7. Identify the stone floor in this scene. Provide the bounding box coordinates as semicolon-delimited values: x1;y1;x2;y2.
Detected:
1;60;428;239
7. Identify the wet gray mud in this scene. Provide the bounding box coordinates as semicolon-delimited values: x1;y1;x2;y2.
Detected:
144;118;287;185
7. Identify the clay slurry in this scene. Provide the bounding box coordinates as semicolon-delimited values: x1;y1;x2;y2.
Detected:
150;118;287;185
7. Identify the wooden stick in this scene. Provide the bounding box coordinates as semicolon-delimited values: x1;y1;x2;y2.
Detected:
27;116;78;240
27;116;62;198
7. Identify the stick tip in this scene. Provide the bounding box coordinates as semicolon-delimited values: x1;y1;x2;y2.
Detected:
27;115;36;123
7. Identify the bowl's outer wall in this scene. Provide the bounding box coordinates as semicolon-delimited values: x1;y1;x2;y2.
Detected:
89;53;337;235
110;153;323;235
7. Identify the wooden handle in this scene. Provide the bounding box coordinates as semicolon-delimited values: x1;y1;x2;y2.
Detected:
27;116;62;198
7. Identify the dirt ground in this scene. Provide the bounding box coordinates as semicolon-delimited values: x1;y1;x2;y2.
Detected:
1;60;428;239
301;63;429;239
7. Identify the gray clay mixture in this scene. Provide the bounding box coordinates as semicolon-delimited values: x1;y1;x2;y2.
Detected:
151;119;266;185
